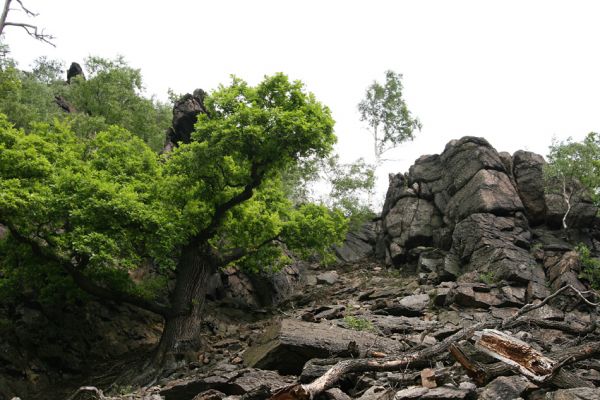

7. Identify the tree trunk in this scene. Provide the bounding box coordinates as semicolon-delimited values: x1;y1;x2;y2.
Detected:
152;243;216;369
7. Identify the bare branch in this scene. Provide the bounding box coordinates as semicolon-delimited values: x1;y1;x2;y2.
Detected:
0;0;55;46
4;21;55;46
13;0;36;17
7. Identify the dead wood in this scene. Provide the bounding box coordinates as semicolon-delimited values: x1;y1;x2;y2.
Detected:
269;285;599;400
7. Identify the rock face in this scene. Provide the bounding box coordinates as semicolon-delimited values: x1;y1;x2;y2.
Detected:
378;136;597;285
164;89;208;150
67;62;85;83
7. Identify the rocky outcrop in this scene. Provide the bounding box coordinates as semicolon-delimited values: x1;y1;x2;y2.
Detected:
378;136;598;287
67;62;85;83
512;150;547;224
164;89;208;150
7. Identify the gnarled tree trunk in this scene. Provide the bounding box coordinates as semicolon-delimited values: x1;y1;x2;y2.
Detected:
152;243;216;369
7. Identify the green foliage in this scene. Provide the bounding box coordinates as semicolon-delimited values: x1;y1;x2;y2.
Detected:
575;243;600;290
0;73;347;307
58;56;172;150
282;155;375;229
343;315;375;332
358;70;421;163
0;52;171;151
545;133;600;206
479;271;496;285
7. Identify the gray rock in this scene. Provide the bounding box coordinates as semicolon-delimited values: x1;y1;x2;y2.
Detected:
422;386;470;399
384;197;443;263
357;386;395;400
547;388;600;400
394;386;429;400
316;271;339;285
334;222;377;262
513;150;547;225
445;169;523;224
479;375;536;400
451;213;541;284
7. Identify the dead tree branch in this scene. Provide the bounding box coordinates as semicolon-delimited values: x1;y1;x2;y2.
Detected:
0;0;55;46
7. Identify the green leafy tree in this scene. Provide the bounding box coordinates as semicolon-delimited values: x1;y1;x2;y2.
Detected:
0;53;171;151
282;155;375;228
0;74;347;374
358;70;421;165
58;56;171;151
545;132;600;229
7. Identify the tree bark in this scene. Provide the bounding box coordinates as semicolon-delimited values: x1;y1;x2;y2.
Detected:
152;243;216;369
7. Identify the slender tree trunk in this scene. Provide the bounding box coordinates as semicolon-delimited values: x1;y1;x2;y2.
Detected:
0;0;12;36
152;242;216;369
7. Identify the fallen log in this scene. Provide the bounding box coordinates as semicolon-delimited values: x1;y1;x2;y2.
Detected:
474;329;557;382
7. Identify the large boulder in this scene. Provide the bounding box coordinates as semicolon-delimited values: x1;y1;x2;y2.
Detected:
383;197;443;256
379;137;529;271
512;150;547;225
444;169;523;224
450;213;542;283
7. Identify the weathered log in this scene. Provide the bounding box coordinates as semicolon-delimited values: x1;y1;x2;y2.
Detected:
243;319;406;375
474;329;557;382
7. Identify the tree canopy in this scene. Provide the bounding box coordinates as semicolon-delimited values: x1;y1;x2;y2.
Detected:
358;70;421;164
545;132;600;228
0;73;347;315
0;52;171;151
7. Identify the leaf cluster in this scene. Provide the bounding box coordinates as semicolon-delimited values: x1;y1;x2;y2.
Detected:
358;70;421;162
545;132;600;205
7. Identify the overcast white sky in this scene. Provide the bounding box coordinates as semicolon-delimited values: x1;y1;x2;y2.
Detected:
5;0;600;196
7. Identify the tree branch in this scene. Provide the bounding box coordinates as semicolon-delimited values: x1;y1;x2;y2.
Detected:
195;163;264;244
0;0;55;46
4;222;173;318
3;21;55;46
217;235;281;267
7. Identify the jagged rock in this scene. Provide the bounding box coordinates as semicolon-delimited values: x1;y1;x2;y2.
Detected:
479;375;536;400
394;386;470;400
396;294;430;315
243;319;405;374
545;191;598;229
219;263;303;309
160;368;294;400
67;62;84;83
334;222;377;263
513;151;547;225
193;389;227;400
383;197;443;264
165;89;207;148
316;271;339;285
547;388;600;399
393;386;429;399
450;213;542;284
323;388;353;400
445;169;523;224
367;315;438;334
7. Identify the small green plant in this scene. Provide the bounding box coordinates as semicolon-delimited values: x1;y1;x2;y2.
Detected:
344;315;374;332
479;271;496;285
575;243;600;289
530;242;543;252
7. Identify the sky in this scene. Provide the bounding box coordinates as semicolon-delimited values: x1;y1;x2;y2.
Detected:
5;0;600;197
